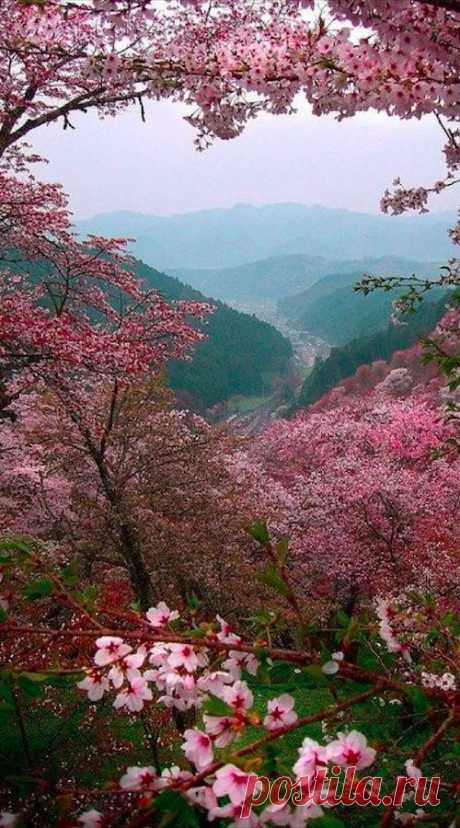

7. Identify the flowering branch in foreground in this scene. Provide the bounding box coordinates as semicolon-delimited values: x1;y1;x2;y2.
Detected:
1;539;459;827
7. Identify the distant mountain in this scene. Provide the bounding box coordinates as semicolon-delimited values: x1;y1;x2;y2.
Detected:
173;254;443;302
77;203;455;272
297;294;448;410
279;258;442;345
131;260;293;409
171;255;328;300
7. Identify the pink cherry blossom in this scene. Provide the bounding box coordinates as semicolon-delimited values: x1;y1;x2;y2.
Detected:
325;731;376;770
77;670;110;702
262;802;323;826
146;601;179;628
222;680;254;713
213;764;257;805
157;766;193;789
210;801;263;825
113;676;153;713
0;815;17;828
222;651;260;680
216;615;241;645
186;785;218;813
149;643;170;667
203;714;239;748
77;810;104;828
405;759;422;780
94;636;132;667
263;693;298;731
167;644;203;673
376;599;412;663
293;737;328;779
107;647;147;688
197;670;234;696
182;728;214;770
119;766;157;791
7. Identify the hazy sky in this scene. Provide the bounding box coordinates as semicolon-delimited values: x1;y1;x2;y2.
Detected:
31;100;457;220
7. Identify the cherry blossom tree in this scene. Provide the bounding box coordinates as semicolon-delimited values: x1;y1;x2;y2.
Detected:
0;0;458;153
0;161;210;405
0;376;261;610
233;397;460;611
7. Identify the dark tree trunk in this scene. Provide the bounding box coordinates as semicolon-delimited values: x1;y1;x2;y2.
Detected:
117;519;157;611
88;440;157;611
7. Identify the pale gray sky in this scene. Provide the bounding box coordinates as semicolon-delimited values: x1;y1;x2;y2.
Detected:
30;100;457;220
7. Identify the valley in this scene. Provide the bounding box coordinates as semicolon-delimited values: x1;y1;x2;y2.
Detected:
224;298;330;375
76;204;451;430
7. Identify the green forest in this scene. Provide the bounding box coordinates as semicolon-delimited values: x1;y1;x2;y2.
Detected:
134;261;293;408
298;295;448;408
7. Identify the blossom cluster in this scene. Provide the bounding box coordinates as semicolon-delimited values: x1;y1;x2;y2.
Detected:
77;607;260;717
376;592;460;700
73;602;378;826
376;598;412;661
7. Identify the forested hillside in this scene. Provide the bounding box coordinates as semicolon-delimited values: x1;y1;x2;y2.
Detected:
298;295;448;408
133;260;293;408
280;260;441;344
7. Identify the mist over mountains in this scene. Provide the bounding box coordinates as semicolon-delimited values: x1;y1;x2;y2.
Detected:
77;203;455;277
174;255;442;302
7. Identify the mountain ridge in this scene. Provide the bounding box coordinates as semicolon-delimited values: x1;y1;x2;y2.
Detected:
174;254;442;302
77;203;456;272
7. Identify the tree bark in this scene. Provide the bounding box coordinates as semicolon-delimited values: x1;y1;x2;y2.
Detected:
117;518;157;611
85;436;158;610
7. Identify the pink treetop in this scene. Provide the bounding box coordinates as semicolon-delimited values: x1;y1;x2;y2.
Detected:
0;0;457;152
231;398;460;601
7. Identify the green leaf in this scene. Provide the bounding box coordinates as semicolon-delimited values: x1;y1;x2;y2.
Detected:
204;696;232;716
336;609;350;628
254;646;270;665
17;674;45;699
245;608;277;628
0;606;8;623
186;591;202;610
0;536;34;557
296;664;331;688
248;520;270;545
342;617;360;644
0;675;14;704
61;559;80;588
275;536;289;567
256;563;289;597
77;585;98;606
407;686;430;715
314;816;346;828
0;702;14;719
154;790;199;827
24;578;53;601
268;661;295;685
19;672;50;683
